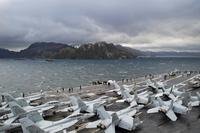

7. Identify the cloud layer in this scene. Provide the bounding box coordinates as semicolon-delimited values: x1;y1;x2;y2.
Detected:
0;0;200;51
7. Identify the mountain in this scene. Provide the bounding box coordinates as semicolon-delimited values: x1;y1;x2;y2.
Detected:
75;42;137;59
115;45;143;56
0;48;18;58
1;42;199;59
19;42;75;59
0;42;138;59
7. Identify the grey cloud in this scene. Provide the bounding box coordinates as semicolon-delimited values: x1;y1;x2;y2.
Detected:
0;0;200;51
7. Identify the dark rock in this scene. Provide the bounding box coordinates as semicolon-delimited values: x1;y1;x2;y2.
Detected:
0;48;18;58
0;41;139;59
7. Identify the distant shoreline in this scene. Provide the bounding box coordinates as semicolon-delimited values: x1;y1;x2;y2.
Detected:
1;41;200;59
0;55;199;60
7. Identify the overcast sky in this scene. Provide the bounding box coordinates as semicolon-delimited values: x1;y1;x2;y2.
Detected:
0;0;200;51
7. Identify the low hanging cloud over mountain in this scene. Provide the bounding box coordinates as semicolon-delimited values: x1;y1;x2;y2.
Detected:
0;0;200;51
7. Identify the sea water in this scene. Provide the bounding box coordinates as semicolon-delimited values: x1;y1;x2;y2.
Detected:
0;57;199;94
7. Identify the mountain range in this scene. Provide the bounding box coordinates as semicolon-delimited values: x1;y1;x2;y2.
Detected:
0;42;199;59
0;42;138;59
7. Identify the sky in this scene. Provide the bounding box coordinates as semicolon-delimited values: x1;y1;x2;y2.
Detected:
0;0;200;52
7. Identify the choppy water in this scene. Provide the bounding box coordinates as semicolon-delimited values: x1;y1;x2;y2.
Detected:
0;57;199;94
